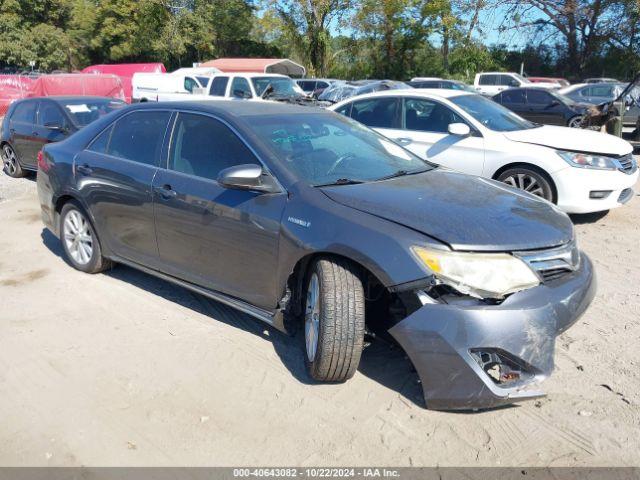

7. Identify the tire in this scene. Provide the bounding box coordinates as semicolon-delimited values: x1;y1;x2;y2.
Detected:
303;257;365;382
497;167;555;203
568;116;583;128
59;201;111;274
2;144;25;178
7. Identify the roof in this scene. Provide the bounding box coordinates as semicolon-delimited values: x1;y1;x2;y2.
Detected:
199;58;306;76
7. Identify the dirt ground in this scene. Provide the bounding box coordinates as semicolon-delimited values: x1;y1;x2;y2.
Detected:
0;170;639;467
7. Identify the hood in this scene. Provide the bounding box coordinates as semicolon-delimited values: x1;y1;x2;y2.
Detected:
503;125;632;156
321;170;574;252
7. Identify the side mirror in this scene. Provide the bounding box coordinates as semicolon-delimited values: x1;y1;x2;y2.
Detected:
233;89;251;99
217;164;278;193
448;123;471;136
548;99;561;107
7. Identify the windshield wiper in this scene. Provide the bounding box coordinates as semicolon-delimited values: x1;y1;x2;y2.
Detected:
315;178;365;187
375;168;430;181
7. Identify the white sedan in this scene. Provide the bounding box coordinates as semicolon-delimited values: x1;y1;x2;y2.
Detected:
329;89;638;214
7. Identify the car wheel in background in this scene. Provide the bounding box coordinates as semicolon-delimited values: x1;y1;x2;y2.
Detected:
497;167;555;203
568;116;583;128
60;202;112;274
2;144;25;178
304;258;365;383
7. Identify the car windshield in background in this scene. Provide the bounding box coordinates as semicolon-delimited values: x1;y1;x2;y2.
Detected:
249;113;432;186
251;77;301;97
549;90;578;105
451;94;539;132
61;99;125;126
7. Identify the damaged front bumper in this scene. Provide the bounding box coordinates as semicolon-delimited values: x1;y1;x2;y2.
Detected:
389;253;596;410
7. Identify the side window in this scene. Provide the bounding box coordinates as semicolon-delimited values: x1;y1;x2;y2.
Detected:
231;77;252;98
527;90;553;104
500;75;519;87
501;89;526;104
87;125;113;154
195;76;209;87
38;102;66;127
350;98;399;128
479;74;497;86
108;111;171;166
209;77;229;96
334;102;352;117
403;98;465;133
11;101;37;123
316;81;329;89
169;113;256;181
589;85;613;97
184;77;197;93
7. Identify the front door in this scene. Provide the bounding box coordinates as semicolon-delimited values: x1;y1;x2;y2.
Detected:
74;110;172;267
382;97;485;176
34;100;71;153
153;112;286;311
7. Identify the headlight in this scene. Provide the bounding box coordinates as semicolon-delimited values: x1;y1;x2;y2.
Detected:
557;150;617;170
411;246;540;299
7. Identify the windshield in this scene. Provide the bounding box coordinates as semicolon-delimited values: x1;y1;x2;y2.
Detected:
249;113;433;186
251;77;303;97
61;99;125;126
516;73;531;84
451;94;539;132
549;90;578;105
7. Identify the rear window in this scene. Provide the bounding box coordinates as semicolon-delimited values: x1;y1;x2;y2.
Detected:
60;99;124;127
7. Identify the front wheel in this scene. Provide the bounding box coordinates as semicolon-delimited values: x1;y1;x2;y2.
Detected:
304;258;365;382
2;144;25;178
60;202;112;273
497;167;555;203
568;116;583;128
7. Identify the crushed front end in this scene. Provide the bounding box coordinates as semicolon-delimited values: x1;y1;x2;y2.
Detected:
387;244;596;411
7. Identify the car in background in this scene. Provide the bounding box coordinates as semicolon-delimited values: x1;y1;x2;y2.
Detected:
561;82;640;128
528;77;570;88
492;87;591;128
474;72;559;96
318;80;411;103
37;100;596;410
1;96;124;178
407;78;476;92
585;77;619;84
330;89;637;214
296;78;338;97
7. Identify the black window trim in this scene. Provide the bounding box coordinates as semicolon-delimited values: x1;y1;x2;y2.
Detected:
401;96;482;137
163;109;284;193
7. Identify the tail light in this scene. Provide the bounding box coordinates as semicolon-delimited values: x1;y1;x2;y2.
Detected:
37;150;49;172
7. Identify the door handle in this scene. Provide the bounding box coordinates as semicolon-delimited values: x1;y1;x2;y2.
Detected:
395;137;413;145
76;164;93;175
157;184;177;199
32;132;39;137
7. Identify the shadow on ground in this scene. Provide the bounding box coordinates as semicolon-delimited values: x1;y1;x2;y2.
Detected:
41;228;425;407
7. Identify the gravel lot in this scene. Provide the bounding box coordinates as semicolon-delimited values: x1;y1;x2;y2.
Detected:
0;168;639;466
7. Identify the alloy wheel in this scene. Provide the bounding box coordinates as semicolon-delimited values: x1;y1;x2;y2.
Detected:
3;145;17;176
502;173;546;198
305;273;320;362
63;209;94;265
568;116;583;128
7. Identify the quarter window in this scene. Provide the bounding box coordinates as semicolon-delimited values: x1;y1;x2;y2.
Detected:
108;111;171;166
350;98;399;129
231;77;252;98
209;77;229;96
87;125;113;154
169;113;256;181
403;98;465;133
12;101;37;123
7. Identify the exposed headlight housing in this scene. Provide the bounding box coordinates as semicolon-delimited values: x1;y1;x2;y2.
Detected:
557;150;617;170
411;246;540;299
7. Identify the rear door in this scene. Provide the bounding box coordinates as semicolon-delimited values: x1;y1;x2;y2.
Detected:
74;110;172;268
152;112;286;310
8;100;39;167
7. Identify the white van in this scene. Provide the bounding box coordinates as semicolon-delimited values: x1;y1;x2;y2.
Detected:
131;72;212;102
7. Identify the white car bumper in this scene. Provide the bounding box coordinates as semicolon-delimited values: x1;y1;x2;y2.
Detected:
553;164;638;214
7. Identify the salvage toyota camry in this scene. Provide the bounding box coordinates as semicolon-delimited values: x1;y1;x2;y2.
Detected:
37;101;596;410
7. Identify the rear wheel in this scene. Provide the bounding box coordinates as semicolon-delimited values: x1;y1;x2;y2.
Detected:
304;258;365;382
2;144;25;178
497;167;555;203
60;202;111;273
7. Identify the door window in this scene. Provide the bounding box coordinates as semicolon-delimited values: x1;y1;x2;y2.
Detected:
403;98;465;133
500;89;526;104
169;113;256;181
500;75;520;87
334;102;352;117
184;77;198;93
11;101;37;123
107;111;171;166
588;85;614;97
526;89;553;104
350;98;399;128
479;74;498;86
231;77;252;98
38;102;66;127
209;77;229;96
